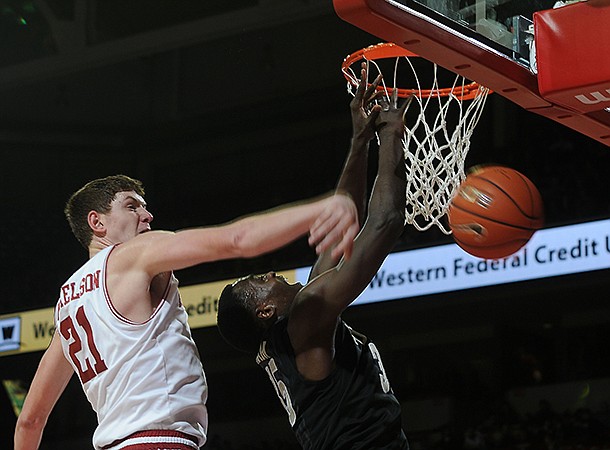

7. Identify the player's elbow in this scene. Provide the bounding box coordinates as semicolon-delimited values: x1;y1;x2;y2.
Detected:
15;413;46;438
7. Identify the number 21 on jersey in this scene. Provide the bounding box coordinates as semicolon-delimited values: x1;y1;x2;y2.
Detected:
60;305;108;384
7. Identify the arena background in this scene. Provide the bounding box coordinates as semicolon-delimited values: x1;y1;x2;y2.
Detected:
1;1;609;448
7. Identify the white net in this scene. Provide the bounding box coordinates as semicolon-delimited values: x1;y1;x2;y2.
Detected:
344;45;490;234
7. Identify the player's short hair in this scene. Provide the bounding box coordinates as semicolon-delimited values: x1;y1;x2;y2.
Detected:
217;280;266;354
64;174;145;249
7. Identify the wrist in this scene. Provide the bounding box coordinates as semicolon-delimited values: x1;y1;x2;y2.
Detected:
333;190;352;200
376;126;405;137
352;129;374;142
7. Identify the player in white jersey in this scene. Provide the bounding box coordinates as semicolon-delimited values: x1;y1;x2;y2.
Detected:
55;246;206;448
15;174;360;450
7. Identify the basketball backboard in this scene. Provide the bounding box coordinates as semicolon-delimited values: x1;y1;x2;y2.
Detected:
333;0;610;146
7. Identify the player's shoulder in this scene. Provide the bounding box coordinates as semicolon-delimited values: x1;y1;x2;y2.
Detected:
111;231;172;257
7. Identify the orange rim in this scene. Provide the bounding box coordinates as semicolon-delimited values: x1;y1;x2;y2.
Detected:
342;42;488;101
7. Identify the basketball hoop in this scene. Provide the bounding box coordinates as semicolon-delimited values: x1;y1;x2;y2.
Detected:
342;42;491;234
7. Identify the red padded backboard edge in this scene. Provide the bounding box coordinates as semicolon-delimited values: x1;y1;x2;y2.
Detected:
333;0;610;146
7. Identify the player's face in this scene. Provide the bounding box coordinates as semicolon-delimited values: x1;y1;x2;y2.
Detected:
247;272;302;314
101;191;153;244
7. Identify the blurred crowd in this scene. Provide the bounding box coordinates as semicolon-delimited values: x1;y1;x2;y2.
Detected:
411;400;610;450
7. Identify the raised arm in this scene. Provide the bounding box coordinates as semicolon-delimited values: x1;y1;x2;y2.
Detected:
314;93;410;312
338;66;383;220
15;334;74;450
309;65;383;278
288;94;410;378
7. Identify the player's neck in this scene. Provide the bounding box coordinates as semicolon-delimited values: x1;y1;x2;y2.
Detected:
88;237;115;259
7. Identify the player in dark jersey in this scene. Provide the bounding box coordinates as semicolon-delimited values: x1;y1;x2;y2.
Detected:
217;65;410;450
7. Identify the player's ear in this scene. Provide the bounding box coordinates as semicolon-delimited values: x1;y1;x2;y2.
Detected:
256;304;275;320
88;211;106;234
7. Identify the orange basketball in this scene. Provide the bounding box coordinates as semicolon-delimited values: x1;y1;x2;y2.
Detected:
448;165;544;259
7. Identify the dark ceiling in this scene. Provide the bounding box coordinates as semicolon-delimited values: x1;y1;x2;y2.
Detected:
0;0;609;316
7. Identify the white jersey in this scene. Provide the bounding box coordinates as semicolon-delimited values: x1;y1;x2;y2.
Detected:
54;245;207;449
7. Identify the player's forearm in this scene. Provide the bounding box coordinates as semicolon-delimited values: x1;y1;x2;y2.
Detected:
232;206;317;257
370;129;406;221
336;135;370;222
377;128;406;176
231;195;335;257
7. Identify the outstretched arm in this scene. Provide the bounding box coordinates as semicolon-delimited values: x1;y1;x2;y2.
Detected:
112;191;359;279
309;65;383;278
15;334;73;450
338;66;383;220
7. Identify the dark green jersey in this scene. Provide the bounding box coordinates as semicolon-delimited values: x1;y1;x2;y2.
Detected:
256;317;408;450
